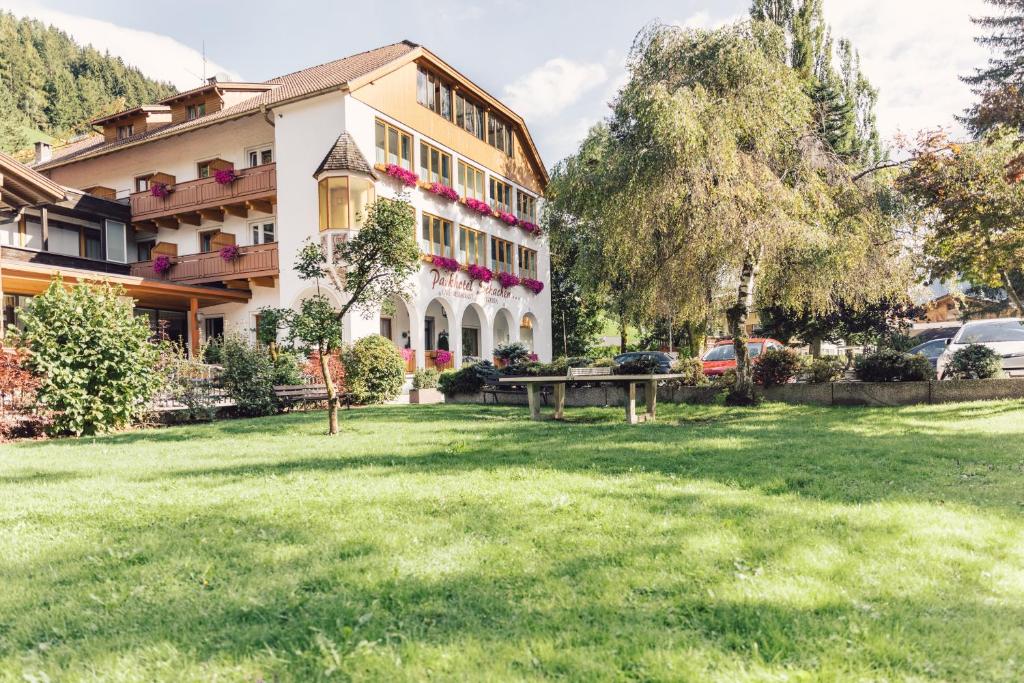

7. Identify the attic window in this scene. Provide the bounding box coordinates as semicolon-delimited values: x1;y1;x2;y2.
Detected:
116;124;134;140
187;103;206;120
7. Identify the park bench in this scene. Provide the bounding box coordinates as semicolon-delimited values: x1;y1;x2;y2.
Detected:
482;382;550;405
273;384;329;405
567;366;613;382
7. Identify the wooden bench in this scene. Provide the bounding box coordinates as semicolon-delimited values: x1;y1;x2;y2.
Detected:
482;383;550;405
273;384;329;404
567;366;613;381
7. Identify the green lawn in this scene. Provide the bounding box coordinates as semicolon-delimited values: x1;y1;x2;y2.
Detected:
1;402;1023;682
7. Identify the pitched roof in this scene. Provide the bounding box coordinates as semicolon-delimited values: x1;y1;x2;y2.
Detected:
314;132;377;178
37;41;419;170
0;150;67;209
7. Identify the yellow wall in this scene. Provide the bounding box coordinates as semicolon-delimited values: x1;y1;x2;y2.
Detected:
351;61;545;195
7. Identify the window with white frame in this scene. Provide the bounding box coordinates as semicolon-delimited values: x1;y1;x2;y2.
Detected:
248;145;274;167
251;219;276;244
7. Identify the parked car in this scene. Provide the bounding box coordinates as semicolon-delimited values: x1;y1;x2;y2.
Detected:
936;318;1024;379
701;338;785;378
612;351;674;374
909;338;951;370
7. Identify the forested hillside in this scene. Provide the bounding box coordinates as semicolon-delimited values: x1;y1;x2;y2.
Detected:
0;11;176;154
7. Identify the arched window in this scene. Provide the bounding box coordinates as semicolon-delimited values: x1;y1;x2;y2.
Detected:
318;175;375;231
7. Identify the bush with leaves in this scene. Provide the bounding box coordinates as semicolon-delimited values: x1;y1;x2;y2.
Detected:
15;278;159;436
438;362;496;396
671;357;709;386
157;343;218;422
218;334;278;416
412;368;440;390
753;348;803;387
804;356;846;384
494;341;531;366
946;344;1004;380
342;335;405;404
855;349;934;382
273;350;304;386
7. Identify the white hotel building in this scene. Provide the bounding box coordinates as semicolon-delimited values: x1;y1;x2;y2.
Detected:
29;41;551;370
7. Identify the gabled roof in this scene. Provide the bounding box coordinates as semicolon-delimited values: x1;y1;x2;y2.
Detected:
158;81;275;106
0;150;67;210
314;132;377;178
91;105;170;126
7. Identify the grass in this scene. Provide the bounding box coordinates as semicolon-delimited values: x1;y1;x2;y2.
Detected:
1;401;1023;682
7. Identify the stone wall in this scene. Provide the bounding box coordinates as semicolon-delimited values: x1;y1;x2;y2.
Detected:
445;379;1024;408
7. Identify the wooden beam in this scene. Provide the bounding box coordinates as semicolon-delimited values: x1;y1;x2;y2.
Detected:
247;199;273;214
249;276;275;288
178;212;201;226
189;297;199;357
199;208;224;222
155;217;180;230
225;280;251;290
222;204;247;218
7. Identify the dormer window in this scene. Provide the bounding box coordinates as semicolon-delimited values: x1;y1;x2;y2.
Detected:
186;102;206;120
116;124;134;140
318;176;375;231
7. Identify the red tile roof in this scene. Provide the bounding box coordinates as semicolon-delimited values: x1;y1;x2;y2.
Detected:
37;41;419;170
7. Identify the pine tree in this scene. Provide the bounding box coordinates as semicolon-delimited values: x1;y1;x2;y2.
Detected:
963;0;1024;135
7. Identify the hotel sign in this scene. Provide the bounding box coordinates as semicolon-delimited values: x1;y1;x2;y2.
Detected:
429;268;527;305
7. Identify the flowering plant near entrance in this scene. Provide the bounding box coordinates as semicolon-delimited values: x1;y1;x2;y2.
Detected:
497;271;520;289
520;277;544;294
219;244;240;261
429;182;459;202
214;168;238;185
467;264;493;282
434;349;453;366
385;164;419;187
431;255;460;272
153;255;172;275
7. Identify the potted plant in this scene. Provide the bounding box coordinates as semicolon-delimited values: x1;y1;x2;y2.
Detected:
409;368;443;404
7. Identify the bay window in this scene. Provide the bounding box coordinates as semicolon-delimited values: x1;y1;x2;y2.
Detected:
375;119;413;171
318;175;375;231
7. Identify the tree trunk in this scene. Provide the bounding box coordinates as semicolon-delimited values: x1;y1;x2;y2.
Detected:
809;337;823;358
727;254;758;405
1002;270;1024;316
619;314;628;354
319;349;339;435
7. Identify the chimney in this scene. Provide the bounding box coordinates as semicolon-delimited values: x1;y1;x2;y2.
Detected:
34;141;52;165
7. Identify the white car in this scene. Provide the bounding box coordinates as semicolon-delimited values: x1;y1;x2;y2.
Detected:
936;318;1024;379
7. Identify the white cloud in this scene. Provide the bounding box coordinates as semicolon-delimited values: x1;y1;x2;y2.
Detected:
822;0;989;145
3;1;242;90
503;58;608;119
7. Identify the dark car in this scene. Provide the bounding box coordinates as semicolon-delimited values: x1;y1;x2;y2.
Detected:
612;351;674;374
909;338;950;370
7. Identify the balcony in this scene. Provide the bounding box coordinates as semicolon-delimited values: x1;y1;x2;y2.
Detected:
130;242;278;287
130;163;276;228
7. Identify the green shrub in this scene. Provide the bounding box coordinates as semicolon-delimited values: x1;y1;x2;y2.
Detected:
15;278;160;436
438;363;489;396
272;350;304;386
614;356;659;375
753;348;803;387
158;344;218;422
413;368;440;390
805;356;845;384
219;335;278;416
855;349;934;382
946;344;1003;380
505;361;564;377
202;337;223;364
671;357;709;386
494;341;530;365
343;335;404;404
591;357;616;368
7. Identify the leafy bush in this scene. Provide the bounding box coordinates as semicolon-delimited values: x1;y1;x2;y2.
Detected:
804;356;845;384
413;368;440;390
855;349;934;382
157;344;218;422
505;361;564;377
439;364;488;396
591;357;616;368
272;350;304;386
753;348;802;387
494;341;531;365
671;357;709;386
342;335;404;404
946;344;1003;380
614;355;659;375
202;337;223;364
303;350;345;387
219;335;278;416
15;278;159;436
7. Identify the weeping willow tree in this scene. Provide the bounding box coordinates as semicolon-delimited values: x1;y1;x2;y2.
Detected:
548;21;909;403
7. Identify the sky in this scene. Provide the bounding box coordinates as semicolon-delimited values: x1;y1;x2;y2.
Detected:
2;0;994;166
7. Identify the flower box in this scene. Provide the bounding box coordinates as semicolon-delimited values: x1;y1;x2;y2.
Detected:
219;244;240;261
384;163;419;187
497;211;518;227
431;255;461;272
150;182;172;198
409;387;444;404
428;182;459;202
520;277;544;294
467;264;493;282
464;197;494;217
213;168;238;185
519;221;541;236
153;255;173;275
497;271;520;289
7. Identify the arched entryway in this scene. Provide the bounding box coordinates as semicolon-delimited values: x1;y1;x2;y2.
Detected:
492;308;516;362
380;294;414;373
459;303;488;366
424;297;454;370
520;312;538;354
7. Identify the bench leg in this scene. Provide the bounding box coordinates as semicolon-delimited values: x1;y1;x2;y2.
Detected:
646;379;657;422
553;383;566;420
624;382;638;424
527;384;542;421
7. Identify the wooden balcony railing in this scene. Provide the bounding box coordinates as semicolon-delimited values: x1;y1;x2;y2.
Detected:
130;242;278;286
130;163;276;225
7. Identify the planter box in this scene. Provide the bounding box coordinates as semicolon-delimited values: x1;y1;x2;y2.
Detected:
410;388;444;404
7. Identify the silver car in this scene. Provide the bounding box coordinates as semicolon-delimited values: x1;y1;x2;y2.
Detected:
936;318;1024;379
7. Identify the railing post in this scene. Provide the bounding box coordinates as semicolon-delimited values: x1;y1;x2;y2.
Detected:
189;297;200;357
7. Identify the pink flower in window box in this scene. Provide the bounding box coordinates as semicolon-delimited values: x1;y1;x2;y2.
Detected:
150;182;171;198
431;255;461;272
497;271;520;289
520;277;544;294
153;255;172;275
434;349;453;366
519;221;541;236
219;244;240;261
385;164;419;187
429;182;459;202
498;211;518;227
214;168;238;185
400;347;415;362
467;264;493;282
464;197;494;217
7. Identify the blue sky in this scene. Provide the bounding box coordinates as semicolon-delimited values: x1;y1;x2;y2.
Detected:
4;0;993;166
